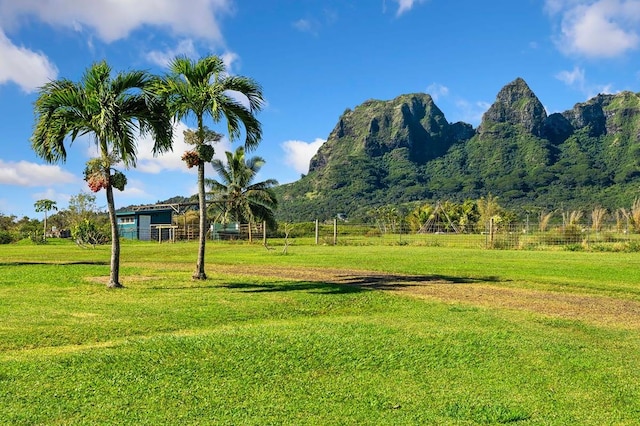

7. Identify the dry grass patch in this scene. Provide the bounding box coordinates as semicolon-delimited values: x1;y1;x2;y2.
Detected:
214;264;640;329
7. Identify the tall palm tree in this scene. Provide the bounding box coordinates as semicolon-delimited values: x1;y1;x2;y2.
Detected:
159;56;263;279
31;61;173;288
206;146;278;234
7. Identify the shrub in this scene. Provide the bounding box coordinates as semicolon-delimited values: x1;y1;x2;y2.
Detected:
365;228;382;237
72;219;109;246
560;225;584;244
29;231;47;245
537;225;584;246
0;230;17;244
625;241;640;252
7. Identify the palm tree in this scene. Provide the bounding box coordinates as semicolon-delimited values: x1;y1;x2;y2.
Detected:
34;199;57;240
206;146;278;238
407;203;434;232
31;61;173;288
159;56;263;279
477;193;502;226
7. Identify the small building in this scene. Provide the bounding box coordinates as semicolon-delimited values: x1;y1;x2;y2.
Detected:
116;208;176;241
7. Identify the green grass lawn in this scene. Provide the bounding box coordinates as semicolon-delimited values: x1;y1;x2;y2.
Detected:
1;239;640;425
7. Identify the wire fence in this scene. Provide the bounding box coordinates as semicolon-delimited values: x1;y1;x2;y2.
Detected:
262;220;640;251
160;219;640;251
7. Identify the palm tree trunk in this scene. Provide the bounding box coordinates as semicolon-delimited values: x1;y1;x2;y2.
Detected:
106;183;123;288
193;161;207;280
43;211;47;241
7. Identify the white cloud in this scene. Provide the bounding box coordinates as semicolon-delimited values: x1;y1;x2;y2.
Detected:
293;9;338;35
546;0;640;58
394;0;428;16
146;39;198;68
293;19;312;32
0;0;233;43
426;83;449;102
0;28;57;92
556;65;586;86
31;188;71;208
281;138;325;174
556;65;615;99
147;41;239;72
293;19;319;35
220;51;240;72
454;99;491;126
0;160;77;186
117;178;152;199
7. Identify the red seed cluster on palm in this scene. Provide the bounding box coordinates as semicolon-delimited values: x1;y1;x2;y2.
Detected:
86;172;109;192
182;150;201;168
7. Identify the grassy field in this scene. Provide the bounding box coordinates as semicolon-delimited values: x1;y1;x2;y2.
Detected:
1;239;640;425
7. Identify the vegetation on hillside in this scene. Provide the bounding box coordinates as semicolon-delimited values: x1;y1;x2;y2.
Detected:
275;79;640;222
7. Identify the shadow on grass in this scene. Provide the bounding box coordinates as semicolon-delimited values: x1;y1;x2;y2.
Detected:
0;261;108;266
222;274;501;294
222;281;365;294
338;273;500;288
149;281;361;293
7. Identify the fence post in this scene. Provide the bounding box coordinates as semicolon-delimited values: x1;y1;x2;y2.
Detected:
489;218;494;248
333;218;337;246
315;219;319;245
263;220;267;246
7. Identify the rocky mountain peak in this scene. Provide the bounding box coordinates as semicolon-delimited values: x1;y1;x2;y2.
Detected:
309;93;472;173
479;77;547;137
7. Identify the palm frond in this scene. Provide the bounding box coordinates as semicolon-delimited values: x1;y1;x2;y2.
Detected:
222;75;264;112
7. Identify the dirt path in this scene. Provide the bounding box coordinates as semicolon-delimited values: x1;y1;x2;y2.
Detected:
215;264;640;329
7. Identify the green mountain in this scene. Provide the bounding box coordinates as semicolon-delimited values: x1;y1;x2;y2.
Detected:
275;78;640;221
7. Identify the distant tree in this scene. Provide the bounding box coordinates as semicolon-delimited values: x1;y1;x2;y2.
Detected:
0;214;16;231
68;192;100;222
158;55;264;279
31;61;173;287
477;193;502;226
407;203;434;232
0;214;19;244
15;216;41;235
457;199;479;232
368;205;402;234
34;199;57;240
206;146;278;236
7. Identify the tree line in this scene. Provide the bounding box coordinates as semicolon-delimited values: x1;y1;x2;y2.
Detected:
363;195;640;235
1;192;108;244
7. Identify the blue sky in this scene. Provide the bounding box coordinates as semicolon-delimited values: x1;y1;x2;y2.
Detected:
1;0;640;218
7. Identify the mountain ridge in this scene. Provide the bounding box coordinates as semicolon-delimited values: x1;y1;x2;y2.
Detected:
276;78;640;221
